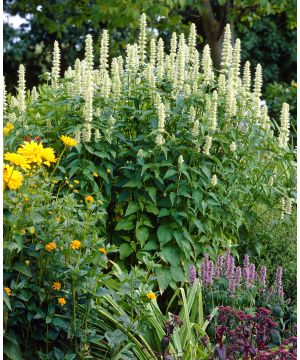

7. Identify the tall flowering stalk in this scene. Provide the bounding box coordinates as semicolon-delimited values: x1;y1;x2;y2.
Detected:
138;13;147;66
51;41;60;89
18;64;26;113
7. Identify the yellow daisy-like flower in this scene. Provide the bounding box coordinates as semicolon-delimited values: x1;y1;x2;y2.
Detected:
45;242;57;252
41;147;57;166
52;281;62;291
99;247;108;255
4;153;31;170
55;217;60;222
73;180;79;184
4;287;12;297
69;184;74;189
60;135;78;147
106;169;111;174
146;292;157;300
29;226;35;235
73;189;78;193
3;123;14;135
93;172;99;177
58;297;66;306
3;165;23;190
18;141;45;165
70;240;81;250
21;228;26;235
85;195;94;203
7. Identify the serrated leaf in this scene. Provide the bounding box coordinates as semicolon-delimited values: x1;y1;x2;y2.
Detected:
135;226;149;247
157;225;172;247
125;203;139;216
115;219;135;231
142;240;158;251
146;203;159;215
155;267;172;293
164;169;177;179
123;179;143;188
13;263;32;277
146;187;156;204
119;243;133;260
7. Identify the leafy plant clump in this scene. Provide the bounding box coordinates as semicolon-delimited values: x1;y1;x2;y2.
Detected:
3;12;296;360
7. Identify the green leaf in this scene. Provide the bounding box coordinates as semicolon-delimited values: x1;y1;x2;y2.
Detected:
125;203;139;216
3;292;12;310
159;246;180;266
4;332;23;360
146;187;156;204
123;179;143;188
146;203;159;215
142;240;158;251
135;226;149;247
119;243;134;260
192;189;203;208
158;208;170;217
170;266;185;282
164;169;177;179
155;267;172;292
115;219;135;231
157;225;172;247
169;192;176;206
13;263;32;277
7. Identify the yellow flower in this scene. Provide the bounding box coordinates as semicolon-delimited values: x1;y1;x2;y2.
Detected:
93;172;99;177
3;123;14;135
73;189;78;193
45;242;57;252
106;169;111;174
58;297;66;306
85;195;94;203
60;135;78;147
52;281;62;291
25;260;30;266
18;141;45;165
41;147;57;166
4;153;31;170
21;228;26;235
99;247;107;254
70;240;81;250
146;292;157;300
4;287;12;297
24;196;29;202
69;184;74;189
73;180;79;184
52;180;58;184
29;226;35;234
3;165;23;190
55;217;60;222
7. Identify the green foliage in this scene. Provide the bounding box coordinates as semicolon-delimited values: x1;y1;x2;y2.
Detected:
3;13;296;359
265;82;297;146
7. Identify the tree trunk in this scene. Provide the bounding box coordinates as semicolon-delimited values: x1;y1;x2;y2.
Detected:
198;0;233;69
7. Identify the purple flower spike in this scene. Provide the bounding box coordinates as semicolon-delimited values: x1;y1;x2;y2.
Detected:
215;255;224;278
189;265;196;287
229;277;236;294
260;266;267;287
201;254;210;285
225;251;235;278
235;266;242;286
207;260;214;284
249;263;256;283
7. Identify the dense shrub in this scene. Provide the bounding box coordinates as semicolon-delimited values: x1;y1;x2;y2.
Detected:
3;13;296;359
